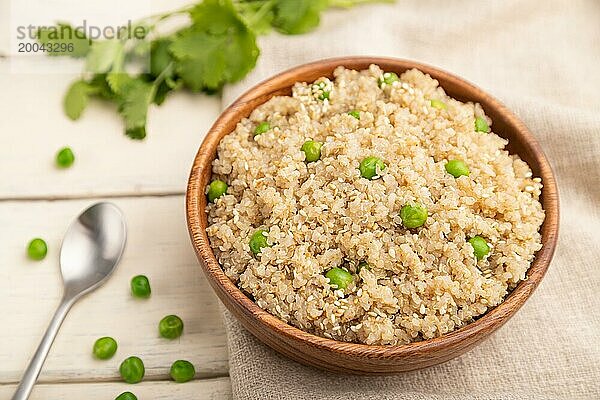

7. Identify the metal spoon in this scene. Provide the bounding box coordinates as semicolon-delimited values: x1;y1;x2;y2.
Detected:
12;202;127;400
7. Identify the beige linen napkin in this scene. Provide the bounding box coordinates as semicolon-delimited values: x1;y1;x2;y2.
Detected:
220;1;600;398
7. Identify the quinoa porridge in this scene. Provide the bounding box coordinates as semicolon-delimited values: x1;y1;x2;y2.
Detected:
205;65;545;345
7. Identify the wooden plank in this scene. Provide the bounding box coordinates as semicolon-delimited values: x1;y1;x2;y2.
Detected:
0;60;222;200
0;196;229;383
0;377;232;399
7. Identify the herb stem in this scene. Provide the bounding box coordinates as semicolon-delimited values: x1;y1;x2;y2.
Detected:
154;61;174;86
244;0;277;29
150;61;174;99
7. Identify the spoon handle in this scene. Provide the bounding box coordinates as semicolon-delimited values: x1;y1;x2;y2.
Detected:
12;296;75;400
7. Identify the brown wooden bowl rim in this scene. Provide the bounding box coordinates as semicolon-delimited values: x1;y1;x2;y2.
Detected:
186;56;559;359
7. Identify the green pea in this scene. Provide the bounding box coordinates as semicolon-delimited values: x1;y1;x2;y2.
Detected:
469;236;490;260
170;359;196;383
326;267;353;290
93;336;118;360
475;116;490;133
430;99;447;110
400;204;428;229
159;315;184;339
115;392;137;400
359;156;386;180
301;140;323;162
249;229;270;256
357;261;370;272
119;356;145;384
348;110;360;120
254;121;271;136
27;238;47;261
207;179;228;203
445;159;470;178
312;81;330;100
318;91;330;100
130;275;151;298
379;72;399;88
56;147;75;168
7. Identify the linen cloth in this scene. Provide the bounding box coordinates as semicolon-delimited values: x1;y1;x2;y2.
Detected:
220;1;600;398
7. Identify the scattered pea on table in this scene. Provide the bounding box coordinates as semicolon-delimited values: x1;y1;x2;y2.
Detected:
301;140;323;162
249;229;270;256
55;147;75;168
254;121;271;136
400;204;428;228
159;315;184;339
119;356;145;384
379;72;399;88
115;392;137;400
93;336;118;360
445;159;470;178
326;267;353;290
359;156;386;180
469;236;490;260
475;116;490;133
170;359;196;383
207;179;228;203
130;275;151;298
27;238;47;261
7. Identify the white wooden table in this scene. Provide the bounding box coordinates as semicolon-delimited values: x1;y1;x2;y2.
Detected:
0;50;232;397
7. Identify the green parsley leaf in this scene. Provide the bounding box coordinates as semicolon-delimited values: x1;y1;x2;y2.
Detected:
37;23;91;58
171;21;258;90
171;30;225;90
87;74;117;100
170;0;258;90
234;1;275;35
86;40;124;73
153;80;172;106
272;0;328;34
106;73;135;96
189;0;247;34
124;126;147;140
63;80;92;120
117;79;154;139
150;39;174;79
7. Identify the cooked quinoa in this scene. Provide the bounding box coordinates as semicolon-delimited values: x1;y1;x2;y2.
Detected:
206;65;545;345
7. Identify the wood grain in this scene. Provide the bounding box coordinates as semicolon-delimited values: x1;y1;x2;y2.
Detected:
0;377;232;399
186;57;560;374
0;196;228;384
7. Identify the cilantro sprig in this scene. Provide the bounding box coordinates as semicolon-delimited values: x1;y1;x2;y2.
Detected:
39;0;390;139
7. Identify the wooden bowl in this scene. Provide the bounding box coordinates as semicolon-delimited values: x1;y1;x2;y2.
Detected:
186;57;559;374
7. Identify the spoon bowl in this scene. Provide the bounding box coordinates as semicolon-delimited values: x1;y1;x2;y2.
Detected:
60;202;127;298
